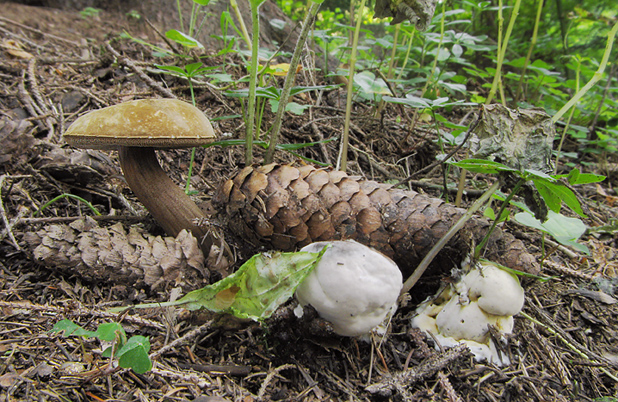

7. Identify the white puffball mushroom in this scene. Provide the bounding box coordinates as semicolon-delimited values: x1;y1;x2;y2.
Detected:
435;297;498;343
464;262;525;316
295;240;403;337
410;260;525;366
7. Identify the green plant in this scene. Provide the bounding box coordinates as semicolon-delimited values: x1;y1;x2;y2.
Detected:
265;0;324;163
36;194;101;217
203;136;336;166
51;320;152;374
450;160;605;255
79;7;101;19
169;0;212;47
126;10;142;20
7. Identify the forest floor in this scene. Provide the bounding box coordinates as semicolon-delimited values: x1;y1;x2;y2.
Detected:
1;2;618;401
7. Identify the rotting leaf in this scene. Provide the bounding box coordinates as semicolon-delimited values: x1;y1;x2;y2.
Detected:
469;104;555;174
374;0;438;29
123;247;330;321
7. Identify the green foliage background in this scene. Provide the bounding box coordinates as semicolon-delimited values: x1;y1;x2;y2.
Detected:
273;0;618;157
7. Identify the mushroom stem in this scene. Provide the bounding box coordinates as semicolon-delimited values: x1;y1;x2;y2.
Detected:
118;147;213;256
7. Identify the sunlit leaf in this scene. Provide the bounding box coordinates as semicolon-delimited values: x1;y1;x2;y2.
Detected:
126;248;330;321
515;211;589;254
165;29;204;48
51;319;96;338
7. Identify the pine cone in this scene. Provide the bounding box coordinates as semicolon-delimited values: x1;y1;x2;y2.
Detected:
213;163;538;276
24;217;210;291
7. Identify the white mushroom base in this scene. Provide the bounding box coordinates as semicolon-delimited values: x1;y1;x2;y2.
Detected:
411;260;525;366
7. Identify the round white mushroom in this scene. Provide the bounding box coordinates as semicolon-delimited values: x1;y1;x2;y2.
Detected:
295;240;403;337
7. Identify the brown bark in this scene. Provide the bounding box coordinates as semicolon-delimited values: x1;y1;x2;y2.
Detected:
213;163;539;278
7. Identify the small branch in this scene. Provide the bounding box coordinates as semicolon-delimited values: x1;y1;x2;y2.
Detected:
105;42;177;99
393;114;480;188
149;320;213;360
265;1;321;164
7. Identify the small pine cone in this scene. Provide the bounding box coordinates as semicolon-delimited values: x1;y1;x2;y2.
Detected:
23;217;209;291
213;163;538;276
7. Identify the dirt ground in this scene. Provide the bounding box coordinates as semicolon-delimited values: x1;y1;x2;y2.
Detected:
1;2;618;401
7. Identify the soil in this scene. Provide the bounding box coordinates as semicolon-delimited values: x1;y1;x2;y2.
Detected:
1;2;618;401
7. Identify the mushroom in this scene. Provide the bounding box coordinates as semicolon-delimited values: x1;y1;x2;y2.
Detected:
295;240;403;337
411;260;525;365
63;99;217;255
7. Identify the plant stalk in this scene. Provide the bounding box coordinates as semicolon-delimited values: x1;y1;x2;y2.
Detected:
245;1;261;165
265;1;321;164
475;177;525;259
338;0;367;172
401;180;501;294
515;0;543;101
552;21;618;124
486;0;521;105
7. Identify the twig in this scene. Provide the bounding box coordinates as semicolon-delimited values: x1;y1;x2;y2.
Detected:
542;259;597;281
0;300;165;330
105;42;177;99
393;114;481;188
144;18;184;57
437;371;463;402
366;344;468;397
18;75;45;132
0;174;32;250
521;310;618;382
401;180;501;294
149;321;213;360
150;362;212;388
256;364;296;400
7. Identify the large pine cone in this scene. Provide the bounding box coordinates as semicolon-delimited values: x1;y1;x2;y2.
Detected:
213;164;538;277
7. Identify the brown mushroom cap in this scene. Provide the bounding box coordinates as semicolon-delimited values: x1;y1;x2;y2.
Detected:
63;98;217;258
64;99;216;149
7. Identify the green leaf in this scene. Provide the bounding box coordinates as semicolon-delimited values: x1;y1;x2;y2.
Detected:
532;178;586;217
449;159;518;174
184;62;204;75
116;336;152;374
124;248;330;320
383;94;430;108
514;211;589;254
165;29;204;48
51;319;96;338
249;0;267;8
269;100;310;114
559;168;606;185
176;248;329;320
95;322;125;342
479;258;556;282
192;0;210;4
207;73;234;82
155;64;189;76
